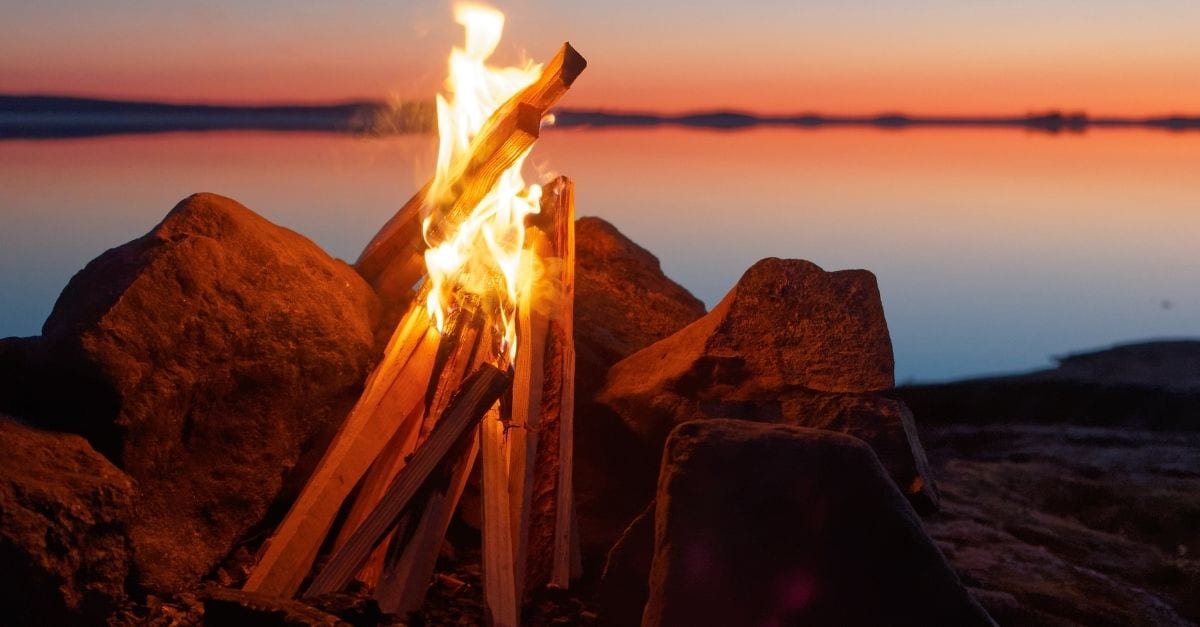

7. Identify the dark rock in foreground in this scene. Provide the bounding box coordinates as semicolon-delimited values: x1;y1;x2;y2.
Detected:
596;258;936;516
642;420;992;627
598;503;654;627
0;416;135;624
22;193;381;594
924;423;1200;626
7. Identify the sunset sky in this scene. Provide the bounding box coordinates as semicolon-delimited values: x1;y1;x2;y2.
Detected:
4;0;1200;116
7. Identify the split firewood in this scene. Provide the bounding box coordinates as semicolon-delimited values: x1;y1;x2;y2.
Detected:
506;224;553;596
327;303;486;588
480;402;519;627
355;43;587;310
520;177;579;591
370;311;494;615
243;298;440;597
304;364;513;598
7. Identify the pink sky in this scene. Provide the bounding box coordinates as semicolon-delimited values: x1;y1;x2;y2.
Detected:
4;1;1200;115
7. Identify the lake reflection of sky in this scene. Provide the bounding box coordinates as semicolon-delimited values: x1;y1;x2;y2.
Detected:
1;128;1197;382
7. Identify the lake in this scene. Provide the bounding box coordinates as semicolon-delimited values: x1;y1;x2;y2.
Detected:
1;127;1197;382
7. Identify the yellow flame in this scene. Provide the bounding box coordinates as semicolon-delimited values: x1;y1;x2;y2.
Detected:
423;3;543;365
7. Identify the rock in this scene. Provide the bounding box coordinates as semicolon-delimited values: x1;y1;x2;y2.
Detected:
600;258;893;443
598;502;654;627
924;423;1200;625
32;193;381;593
573;217;706;398
0;416;135;624
596;258;936;511
569;217;706;556
643;420;992;627
779;392;937;510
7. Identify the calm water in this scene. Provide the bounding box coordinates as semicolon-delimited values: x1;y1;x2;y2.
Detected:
1;128;1197;382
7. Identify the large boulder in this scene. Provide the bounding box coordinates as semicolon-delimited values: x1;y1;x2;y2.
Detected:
0;416;135;624
596;258;936;512
643;420;992;627
571;217;707;555
28;193;381;593
573;216;706;397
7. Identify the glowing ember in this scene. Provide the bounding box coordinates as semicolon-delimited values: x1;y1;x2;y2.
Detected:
423;3;545;365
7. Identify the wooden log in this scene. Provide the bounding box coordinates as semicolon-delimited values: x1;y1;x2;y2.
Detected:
367;309;491;614
243;300;440;598
355;43;587;309
516;177;578;591
304;365;513;598
480;403;519;627
327;305;484;587
374;432;479;615
548;178;578;588
506;226;553;596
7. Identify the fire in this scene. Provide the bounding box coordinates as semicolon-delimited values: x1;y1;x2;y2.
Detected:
423;2;544;365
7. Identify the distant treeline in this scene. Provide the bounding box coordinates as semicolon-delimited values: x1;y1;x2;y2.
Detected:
2;95;1198;139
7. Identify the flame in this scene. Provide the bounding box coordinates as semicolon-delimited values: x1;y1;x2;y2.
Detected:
423;3;543;365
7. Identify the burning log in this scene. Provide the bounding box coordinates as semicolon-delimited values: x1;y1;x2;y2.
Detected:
327;304;486;589
244;300;440;597
304;365;514;598
355;42;587;310
369;309;492;615
245;12;585;622
509;177;579;593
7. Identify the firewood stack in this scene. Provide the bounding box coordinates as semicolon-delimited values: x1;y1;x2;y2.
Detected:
242;43;586;626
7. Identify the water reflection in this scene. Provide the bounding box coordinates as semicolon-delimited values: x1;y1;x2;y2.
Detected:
1;128;1196;381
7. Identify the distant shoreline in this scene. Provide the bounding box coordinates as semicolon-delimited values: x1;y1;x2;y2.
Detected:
3;94;1199;139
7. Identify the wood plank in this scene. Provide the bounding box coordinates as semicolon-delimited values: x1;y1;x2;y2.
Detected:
304;365;512;598
243;301;439;597
374;433;479;615
328;305;483;575
548;178;577;588
506;226;552;595
480;403;519;627
365;308;489;611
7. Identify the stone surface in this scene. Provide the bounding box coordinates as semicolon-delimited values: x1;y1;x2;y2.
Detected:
599;258;894;444
0;416;135;624
32;193;382;593
570;217;706;556
573;216;706;399
644;420;992;627
598;502;654;627
924;424;1200;626
595;258;935;514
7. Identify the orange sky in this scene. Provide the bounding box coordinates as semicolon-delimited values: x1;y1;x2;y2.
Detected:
4;1;1200;116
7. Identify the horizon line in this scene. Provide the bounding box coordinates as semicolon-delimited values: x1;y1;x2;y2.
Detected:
3;93;1200;140
4;92;1200;121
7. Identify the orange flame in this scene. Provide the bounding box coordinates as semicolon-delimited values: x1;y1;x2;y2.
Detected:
423;3;543;365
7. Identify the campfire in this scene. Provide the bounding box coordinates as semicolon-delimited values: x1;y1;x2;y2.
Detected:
242;6;586;624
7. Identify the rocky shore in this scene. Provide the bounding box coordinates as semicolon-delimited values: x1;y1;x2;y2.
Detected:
1;193;1194;625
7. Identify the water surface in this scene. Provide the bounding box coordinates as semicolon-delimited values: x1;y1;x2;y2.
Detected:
1;127;1196;382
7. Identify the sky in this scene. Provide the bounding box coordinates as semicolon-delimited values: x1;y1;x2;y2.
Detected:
3;0;1200;115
